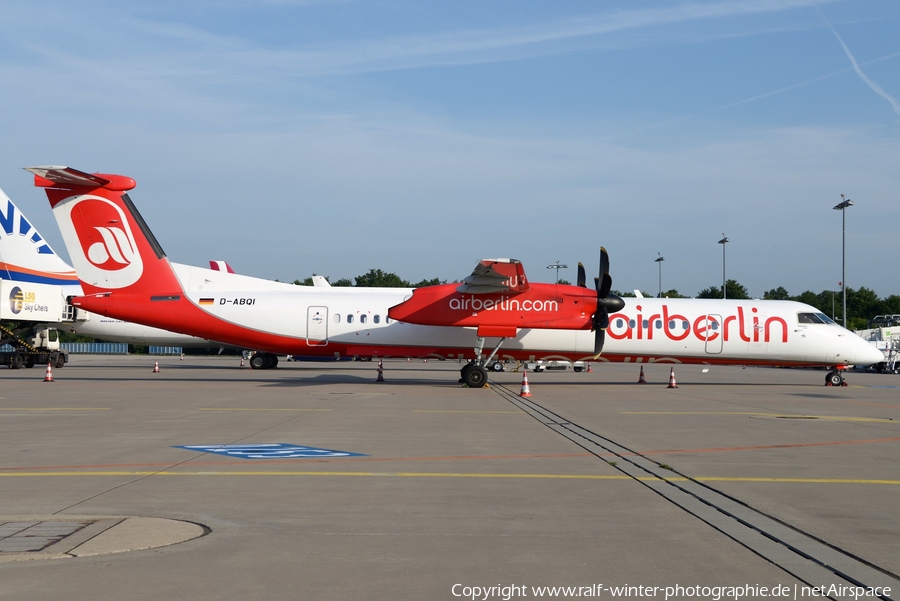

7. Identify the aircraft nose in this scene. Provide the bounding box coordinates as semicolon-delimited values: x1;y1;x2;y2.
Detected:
852;338;886;366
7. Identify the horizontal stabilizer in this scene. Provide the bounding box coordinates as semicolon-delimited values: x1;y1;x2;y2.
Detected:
24;166;135;192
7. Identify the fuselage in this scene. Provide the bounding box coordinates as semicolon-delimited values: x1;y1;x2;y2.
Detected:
74;264;884;367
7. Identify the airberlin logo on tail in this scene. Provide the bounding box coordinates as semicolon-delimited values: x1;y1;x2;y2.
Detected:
57;195;144;289
87;225;138;268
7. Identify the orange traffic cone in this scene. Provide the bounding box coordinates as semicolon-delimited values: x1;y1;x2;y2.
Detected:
638;366;647;384
667;367;678;389
587;362;593;373
376;360;385;382
519;371;532;397
152;361;160;373
43;362;53;382
240;357;244;367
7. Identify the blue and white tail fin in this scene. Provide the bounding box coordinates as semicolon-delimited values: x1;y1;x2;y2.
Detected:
0;187;80;289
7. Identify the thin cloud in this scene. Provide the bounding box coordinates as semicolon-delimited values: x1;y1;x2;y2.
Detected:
816;6;900;117
30;0;844;78
608;47;900;140
257;0;845;75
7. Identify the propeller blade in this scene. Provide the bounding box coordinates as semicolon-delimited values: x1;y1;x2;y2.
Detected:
594;328;606;356
591;246;623;356
597;273;612;299
599;247;609;282
577;263;586;288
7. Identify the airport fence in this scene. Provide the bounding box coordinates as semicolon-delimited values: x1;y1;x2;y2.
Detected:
0;343;129;354
0;343;182;355
60;342;128;354
148;346;183;355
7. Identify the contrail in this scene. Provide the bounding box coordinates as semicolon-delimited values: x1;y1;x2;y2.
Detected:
816;6;900;117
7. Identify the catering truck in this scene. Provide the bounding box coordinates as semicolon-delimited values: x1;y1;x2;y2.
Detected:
0;280;70;369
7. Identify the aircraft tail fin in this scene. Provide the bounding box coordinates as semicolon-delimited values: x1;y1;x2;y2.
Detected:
0;187;80;287
25;166;183;298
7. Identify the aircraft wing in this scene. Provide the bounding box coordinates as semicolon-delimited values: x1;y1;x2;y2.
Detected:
456;258;529;294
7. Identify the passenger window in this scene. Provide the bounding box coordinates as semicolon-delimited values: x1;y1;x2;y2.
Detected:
655;320;662;329
333;314;341;323
642;320;648;328
629;320;636;328
711;321;719;330
386;317;392;324
682;321;689;329
374;315;380;324
360;314;367;324
347;315;354;324
616;319;624;328
668;320;675;329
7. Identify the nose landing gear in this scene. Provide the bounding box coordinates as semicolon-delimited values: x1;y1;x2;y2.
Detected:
825;370;848;386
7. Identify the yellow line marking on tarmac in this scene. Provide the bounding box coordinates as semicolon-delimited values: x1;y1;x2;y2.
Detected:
623;412;893;422
199;408;332;412
1;472;898;484
0;408;110;411
413;410;530;414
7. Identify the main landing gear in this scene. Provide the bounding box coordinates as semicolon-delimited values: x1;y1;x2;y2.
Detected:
249;352;279;370
459;336;508;388
825;369;848;387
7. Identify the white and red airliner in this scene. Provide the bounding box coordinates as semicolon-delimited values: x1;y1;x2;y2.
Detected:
25;166;882;387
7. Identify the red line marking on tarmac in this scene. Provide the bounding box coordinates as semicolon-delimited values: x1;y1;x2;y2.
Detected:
846;401;899;409
3;436;900;472
0;453;593;472
636;436;900;456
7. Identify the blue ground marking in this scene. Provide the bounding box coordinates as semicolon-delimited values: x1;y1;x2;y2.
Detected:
174;443;367;459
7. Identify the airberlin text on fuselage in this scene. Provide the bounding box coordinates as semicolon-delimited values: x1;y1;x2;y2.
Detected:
449;295;558;312
608;304;789;344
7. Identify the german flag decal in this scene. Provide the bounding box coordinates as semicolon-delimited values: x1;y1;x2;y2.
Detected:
199;298;215;306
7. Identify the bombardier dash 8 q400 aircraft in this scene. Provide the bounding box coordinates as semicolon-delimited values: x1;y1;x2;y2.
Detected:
25;166;882;387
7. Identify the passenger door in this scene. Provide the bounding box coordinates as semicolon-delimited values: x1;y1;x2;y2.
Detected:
307;306;328;346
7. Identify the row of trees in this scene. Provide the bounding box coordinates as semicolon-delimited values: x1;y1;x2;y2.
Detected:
304;271;899;331
294;269;444;289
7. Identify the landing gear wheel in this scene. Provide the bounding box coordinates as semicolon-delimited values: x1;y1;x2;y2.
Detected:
250;353;267;370
459;363;474;383
825;371;844;386
462;365;488;388
491;361;504;372
263;354;278;369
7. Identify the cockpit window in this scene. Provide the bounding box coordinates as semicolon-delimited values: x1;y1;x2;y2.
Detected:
798;312;835;325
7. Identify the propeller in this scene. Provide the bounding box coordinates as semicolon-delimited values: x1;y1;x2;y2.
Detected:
591;247;625;356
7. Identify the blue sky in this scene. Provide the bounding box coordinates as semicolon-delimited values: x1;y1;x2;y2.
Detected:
1;0;898;297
